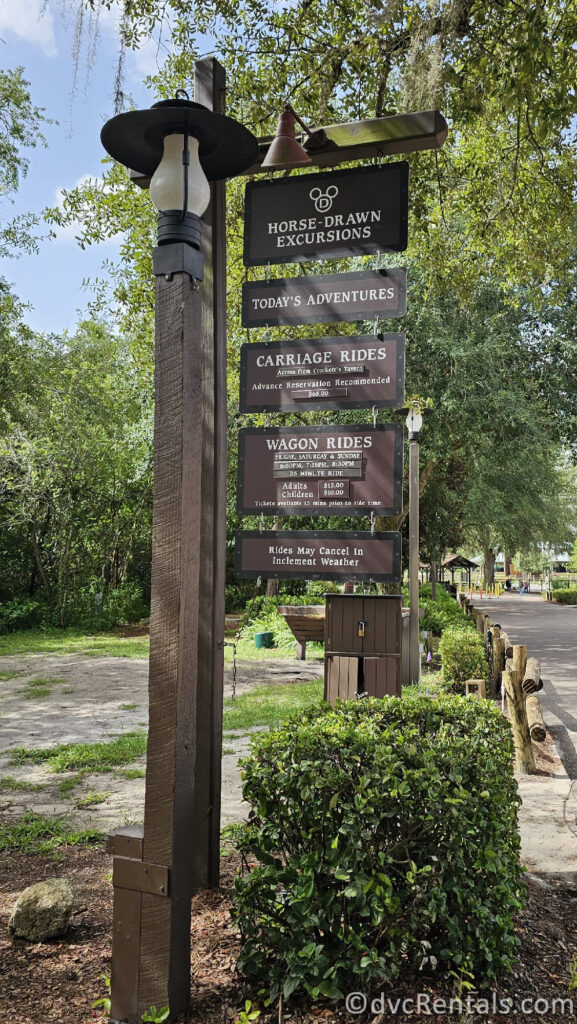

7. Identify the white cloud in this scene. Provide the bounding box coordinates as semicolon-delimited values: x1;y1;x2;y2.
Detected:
0;0;58;57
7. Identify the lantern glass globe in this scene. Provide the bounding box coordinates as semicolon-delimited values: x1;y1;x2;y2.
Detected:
406;409;423;435
149;134;211;216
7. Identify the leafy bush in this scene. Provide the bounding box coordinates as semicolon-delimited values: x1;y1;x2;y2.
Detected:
551;577;576;590
304;580;342;598
0;598;47;633
236;609;295;651
551;588;577;604
439;623;489;693
68;582;149;630
233;696;524;1000
225;585;244;612
240;592;328;628
417;584;468;636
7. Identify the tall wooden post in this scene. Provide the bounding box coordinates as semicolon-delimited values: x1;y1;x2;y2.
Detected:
109;58;227;1024
408;437;420;682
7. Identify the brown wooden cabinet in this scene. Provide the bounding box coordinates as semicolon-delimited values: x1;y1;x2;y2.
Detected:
324;595;401;704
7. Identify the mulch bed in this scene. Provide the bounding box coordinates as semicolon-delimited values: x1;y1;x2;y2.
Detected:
1;846;576;1024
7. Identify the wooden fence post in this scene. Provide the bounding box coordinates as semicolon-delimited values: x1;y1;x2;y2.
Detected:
503;669;536;773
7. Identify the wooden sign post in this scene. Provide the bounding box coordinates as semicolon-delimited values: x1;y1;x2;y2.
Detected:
107;59;229;1023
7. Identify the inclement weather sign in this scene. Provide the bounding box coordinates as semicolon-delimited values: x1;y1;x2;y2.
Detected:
235;530;402;582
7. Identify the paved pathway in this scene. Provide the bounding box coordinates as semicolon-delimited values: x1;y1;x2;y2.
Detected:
477;592;577;880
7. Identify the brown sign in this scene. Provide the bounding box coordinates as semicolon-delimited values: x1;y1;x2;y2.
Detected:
239;333;405;412
235;530;402;582
241;269;406;327
243;163;408;266
237;424;403;515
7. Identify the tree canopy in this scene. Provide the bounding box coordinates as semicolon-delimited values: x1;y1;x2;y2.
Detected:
0;67;51;259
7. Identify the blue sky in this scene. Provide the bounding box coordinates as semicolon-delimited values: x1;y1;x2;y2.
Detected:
0;1;163;335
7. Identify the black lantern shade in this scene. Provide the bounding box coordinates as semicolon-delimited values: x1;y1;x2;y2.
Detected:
100;97;259;181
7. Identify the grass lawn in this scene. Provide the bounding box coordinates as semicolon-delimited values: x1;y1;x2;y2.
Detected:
0;629;150;658
223;678;324;731
0;628;324;662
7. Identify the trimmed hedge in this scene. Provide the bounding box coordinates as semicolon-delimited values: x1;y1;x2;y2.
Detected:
439;623;489;693
233;696;524;1001
551;589;577;604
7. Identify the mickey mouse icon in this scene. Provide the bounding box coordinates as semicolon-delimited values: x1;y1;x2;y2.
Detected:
309;185;339;213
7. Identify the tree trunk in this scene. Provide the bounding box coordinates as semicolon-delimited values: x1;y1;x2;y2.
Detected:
430;560;437;601
482;545;496;588
29;527;55;607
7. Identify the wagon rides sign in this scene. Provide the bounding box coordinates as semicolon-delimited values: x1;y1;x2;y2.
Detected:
237;424;403;516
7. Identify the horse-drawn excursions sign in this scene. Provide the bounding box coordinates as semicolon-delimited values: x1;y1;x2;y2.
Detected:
243;162;409;265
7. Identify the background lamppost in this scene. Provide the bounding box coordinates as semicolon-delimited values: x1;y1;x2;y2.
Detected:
101;62;257;1024
406;404;423;683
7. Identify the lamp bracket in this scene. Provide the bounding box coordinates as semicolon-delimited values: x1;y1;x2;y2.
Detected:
153;242;204;281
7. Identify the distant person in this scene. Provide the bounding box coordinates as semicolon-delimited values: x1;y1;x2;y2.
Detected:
505;577;511;591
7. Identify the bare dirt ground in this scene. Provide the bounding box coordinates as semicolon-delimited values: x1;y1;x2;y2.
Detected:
0;652;320;831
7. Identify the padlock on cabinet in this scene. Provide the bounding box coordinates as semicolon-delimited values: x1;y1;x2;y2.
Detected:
358;619;367;638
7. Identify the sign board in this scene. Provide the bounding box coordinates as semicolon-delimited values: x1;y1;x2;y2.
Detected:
243;163;409;266
235;530;402;582
237;424;403;515
239;333;405;412
242;269;406;327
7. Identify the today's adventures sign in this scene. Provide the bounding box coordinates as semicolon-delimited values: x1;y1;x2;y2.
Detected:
242;268;407;327
243;163;409;265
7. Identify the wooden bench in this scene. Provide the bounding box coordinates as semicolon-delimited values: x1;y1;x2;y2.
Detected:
277;605;325;660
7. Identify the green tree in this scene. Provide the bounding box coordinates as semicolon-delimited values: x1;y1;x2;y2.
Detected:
0;67;50;259
0;322;153;624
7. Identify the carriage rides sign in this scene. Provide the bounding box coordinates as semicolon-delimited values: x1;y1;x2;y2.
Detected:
239;333;405;412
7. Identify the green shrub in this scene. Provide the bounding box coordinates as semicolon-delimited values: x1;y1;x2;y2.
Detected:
0;598;47;633
551;588;577;604
551;577;575;590
236;610;295;651
439;623;489;693
417;585;468;636
240;592;328;628
225;585;244;612
233;696;524;1001
304;580;342;598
